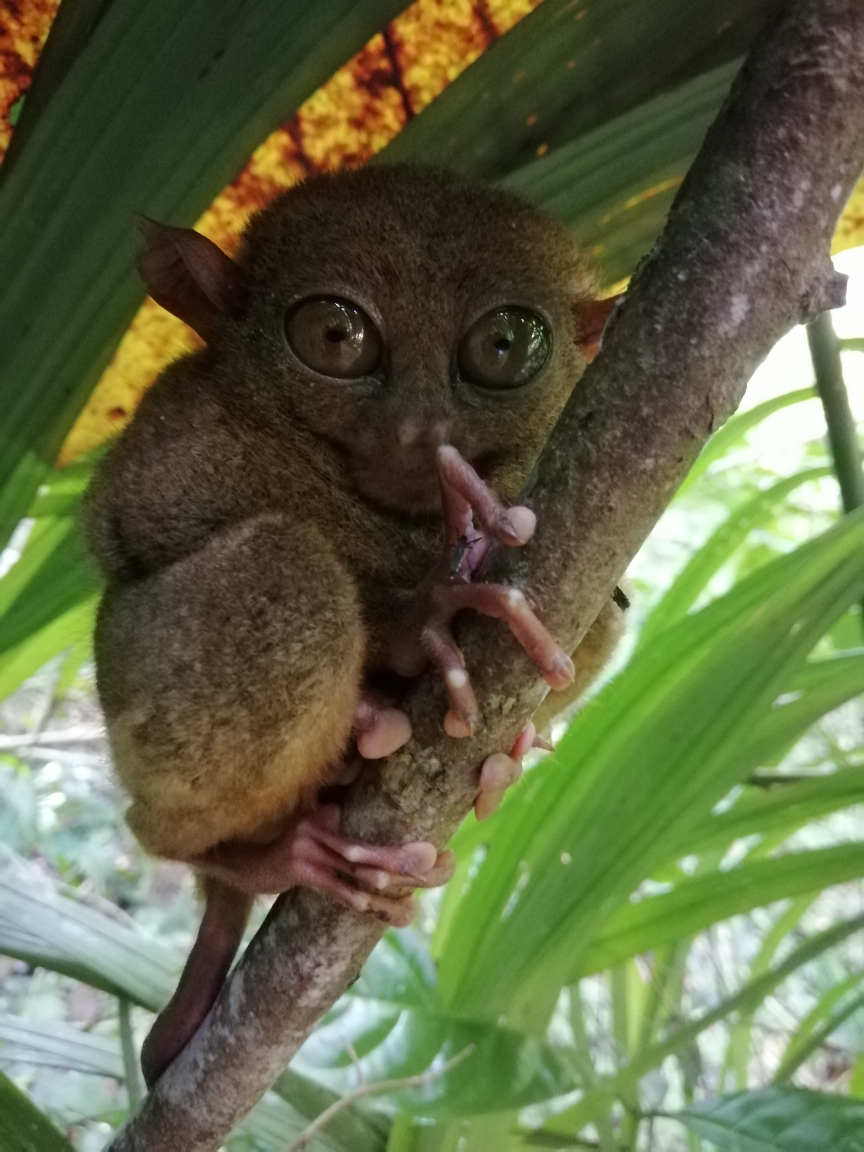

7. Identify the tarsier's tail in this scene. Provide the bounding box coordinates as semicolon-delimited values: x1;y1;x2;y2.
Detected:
140;877;254;1087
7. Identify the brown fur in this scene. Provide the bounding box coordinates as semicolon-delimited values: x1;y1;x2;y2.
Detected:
86;165;607;864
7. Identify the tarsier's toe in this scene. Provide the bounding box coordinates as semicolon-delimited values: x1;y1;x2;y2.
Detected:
544;650;576;691
356;705;412;759
474;722;551;821
354;696;413;759
444;707;475;739
498;505;536;546
353;847;456;893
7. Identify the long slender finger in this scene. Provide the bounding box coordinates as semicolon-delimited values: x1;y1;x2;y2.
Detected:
420;621;478;736
438;470;474;549
437;445;536;546
432;582;575;689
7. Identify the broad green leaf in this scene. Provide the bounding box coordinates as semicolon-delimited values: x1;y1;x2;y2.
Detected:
440;652;864;959
437;511;864;1022
0;522;99;659
637;914;864;1090
383;0;770;181
0;596;98;702
298;936;575;1117
26;456;96;520
0;1070;75;1152
352;929;439;1011
0;456;100;702
544;915;864;1138
640;467;832;648
236;1091;355;1152
0;0;409;549
384;3;770;284
504;61;738;284
577;845;864;977
0;867;177;1010
297;995;576;1118
272;1069;390;1152
0;1014;365;1152
672;764;864;862
386;1112;525;1152
0;1014;124;1079
0;520;69;622
726;653;864;784
678;1087;864;1152
675;390;817;499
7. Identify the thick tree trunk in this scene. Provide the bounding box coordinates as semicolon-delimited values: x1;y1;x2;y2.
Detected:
110;1;864;1148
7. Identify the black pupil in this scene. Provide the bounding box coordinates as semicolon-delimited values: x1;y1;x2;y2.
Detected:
495;338;511;352
326;328;345;343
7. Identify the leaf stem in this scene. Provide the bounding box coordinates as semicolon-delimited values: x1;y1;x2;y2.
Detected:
118;997;142;1110
808;310;864;638
807;311;864;513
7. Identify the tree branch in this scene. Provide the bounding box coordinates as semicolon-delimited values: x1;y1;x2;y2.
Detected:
109;2;864;1148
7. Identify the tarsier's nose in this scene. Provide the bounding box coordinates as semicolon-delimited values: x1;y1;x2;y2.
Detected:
396;418;450;451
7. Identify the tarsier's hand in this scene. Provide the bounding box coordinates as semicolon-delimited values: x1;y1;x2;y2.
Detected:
424;445;574;737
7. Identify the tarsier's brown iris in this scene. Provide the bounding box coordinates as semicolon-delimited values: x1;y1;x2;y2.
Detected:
285;296;382;377
458;306;550;389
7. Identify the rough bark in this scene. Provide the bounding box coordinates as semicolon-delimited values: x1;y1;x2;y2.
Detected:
109;1;864;1147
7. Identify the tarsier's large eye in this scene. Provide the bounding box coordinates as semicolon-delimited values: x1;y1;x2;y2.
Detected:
285;297;382;378
457;307;550;389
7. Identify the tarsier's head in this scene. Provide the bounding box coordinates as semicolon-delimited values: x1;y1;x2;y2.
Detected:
139;165;607;516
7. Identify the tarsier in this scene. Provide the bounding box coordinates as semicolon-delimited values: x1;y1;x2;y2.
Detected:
85;165;626;1086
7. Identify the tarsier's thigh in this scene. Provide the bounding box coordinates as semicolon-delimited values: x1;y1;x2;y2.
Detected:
95;515;365;859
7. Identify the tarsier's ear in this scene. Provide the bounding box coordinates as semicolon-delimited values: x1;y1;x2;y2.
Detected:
135;216;248;341
577;293;623;363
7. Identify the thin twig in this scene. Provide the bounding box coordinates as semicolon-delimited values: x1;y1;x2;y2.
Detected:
0;724;104;748
284;1046;475;1152
345;1041;363;1088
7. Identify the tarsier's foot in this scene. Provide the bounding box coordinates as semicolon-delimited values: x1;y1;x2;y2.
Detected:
290;805;455;925
427;445;574;736
204;805;455;926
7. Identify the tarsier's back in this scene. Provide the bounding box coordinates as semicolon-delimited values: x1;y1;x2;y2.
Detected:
84;165;624;1085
